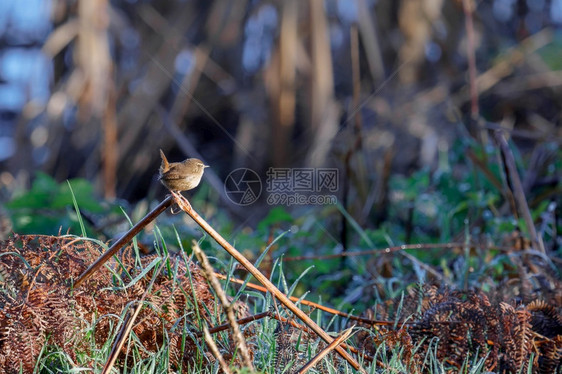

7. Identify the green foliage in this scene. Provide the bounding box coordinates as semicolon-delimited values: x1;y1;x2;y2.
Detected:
4;172;110;236
257;206;293;231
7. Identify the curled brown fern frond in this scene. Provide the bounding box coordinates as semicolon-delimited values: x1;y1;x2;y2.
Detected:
527;300;562;338
358;285;562;373
0;234;249;373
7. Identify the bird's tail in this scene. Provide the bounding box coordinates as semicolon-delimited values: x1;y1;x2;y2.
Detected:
159;149;170;176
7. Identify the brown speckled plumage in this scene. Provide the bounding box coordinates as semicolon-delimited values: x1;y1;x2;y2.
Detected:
158;149;208;192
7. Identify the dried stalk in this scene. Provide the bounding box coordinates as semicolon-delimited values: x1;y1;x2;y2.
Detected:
493;130;545;254
296;326;356;374
193;241;254;370
172;193;365;372
203;325;232;374
284;242;468;261
102;260;166;373
272;314;374;364
201;311;272;336
356;0;384;81
214;273;402;326
73;195;173;289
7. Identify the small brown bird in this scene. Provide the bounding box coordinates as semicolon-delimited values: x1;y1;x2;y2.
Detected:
158;149;209;192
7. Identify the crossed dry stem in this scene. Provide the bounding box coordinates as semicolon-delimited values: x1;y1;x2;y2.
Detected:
73;193;365;372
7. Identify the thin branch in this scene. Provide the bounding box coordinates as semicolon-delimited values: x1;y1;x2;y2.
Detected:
297;326;356;374
214;273;406;326
73;195;173;289
193;241;254;370
200;311;273;336
102;260;166;374
203;324;232;374
283;242;467;261
493;130;545;254
171;193;366;372
272;314;374;363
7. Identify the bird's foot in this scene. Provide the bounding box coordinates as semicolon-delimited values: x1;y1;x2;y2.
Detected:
170;191;192;213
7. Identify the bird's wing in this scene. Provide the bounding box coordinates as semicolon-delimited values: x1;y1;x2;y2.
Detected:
162;164;185;180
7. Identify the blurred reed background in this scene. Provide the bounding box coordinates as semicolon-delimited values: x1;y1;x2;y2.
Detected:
0;0;561;218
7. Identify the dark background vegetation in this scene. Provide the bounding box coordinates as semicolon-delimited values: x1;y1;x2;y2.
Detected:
0;0;561;288
0;0;559;199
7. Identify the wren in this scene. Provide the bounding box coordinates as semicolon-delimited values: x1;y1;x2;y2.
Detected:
158;149;209;192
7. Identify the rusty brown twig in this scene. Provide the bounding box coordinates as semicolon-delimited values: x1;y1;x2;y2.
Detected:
284;242;464;261
215;273;403;326
201;311;376;364
200;311;272;336
102;303;143;374
297;326;356;374
172;193;365;372
73;195;173;289
215;273;460;327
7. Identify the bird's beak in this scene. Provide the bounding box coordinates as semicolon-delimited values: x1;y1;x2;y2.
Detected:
204;165;210;168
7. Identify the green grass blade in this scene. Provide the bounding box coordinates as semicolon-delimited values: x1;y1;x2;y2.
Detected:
67;180;86;237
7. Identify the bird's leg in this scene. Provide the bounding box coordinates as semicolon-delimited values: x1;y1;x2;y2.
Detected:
170;204;181;215
170;191;192;213
170;191;182;214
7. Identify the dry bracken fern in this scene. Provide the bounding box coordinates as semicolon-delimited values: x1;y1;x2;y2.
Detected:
0;234;248;373
357;286;562;373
